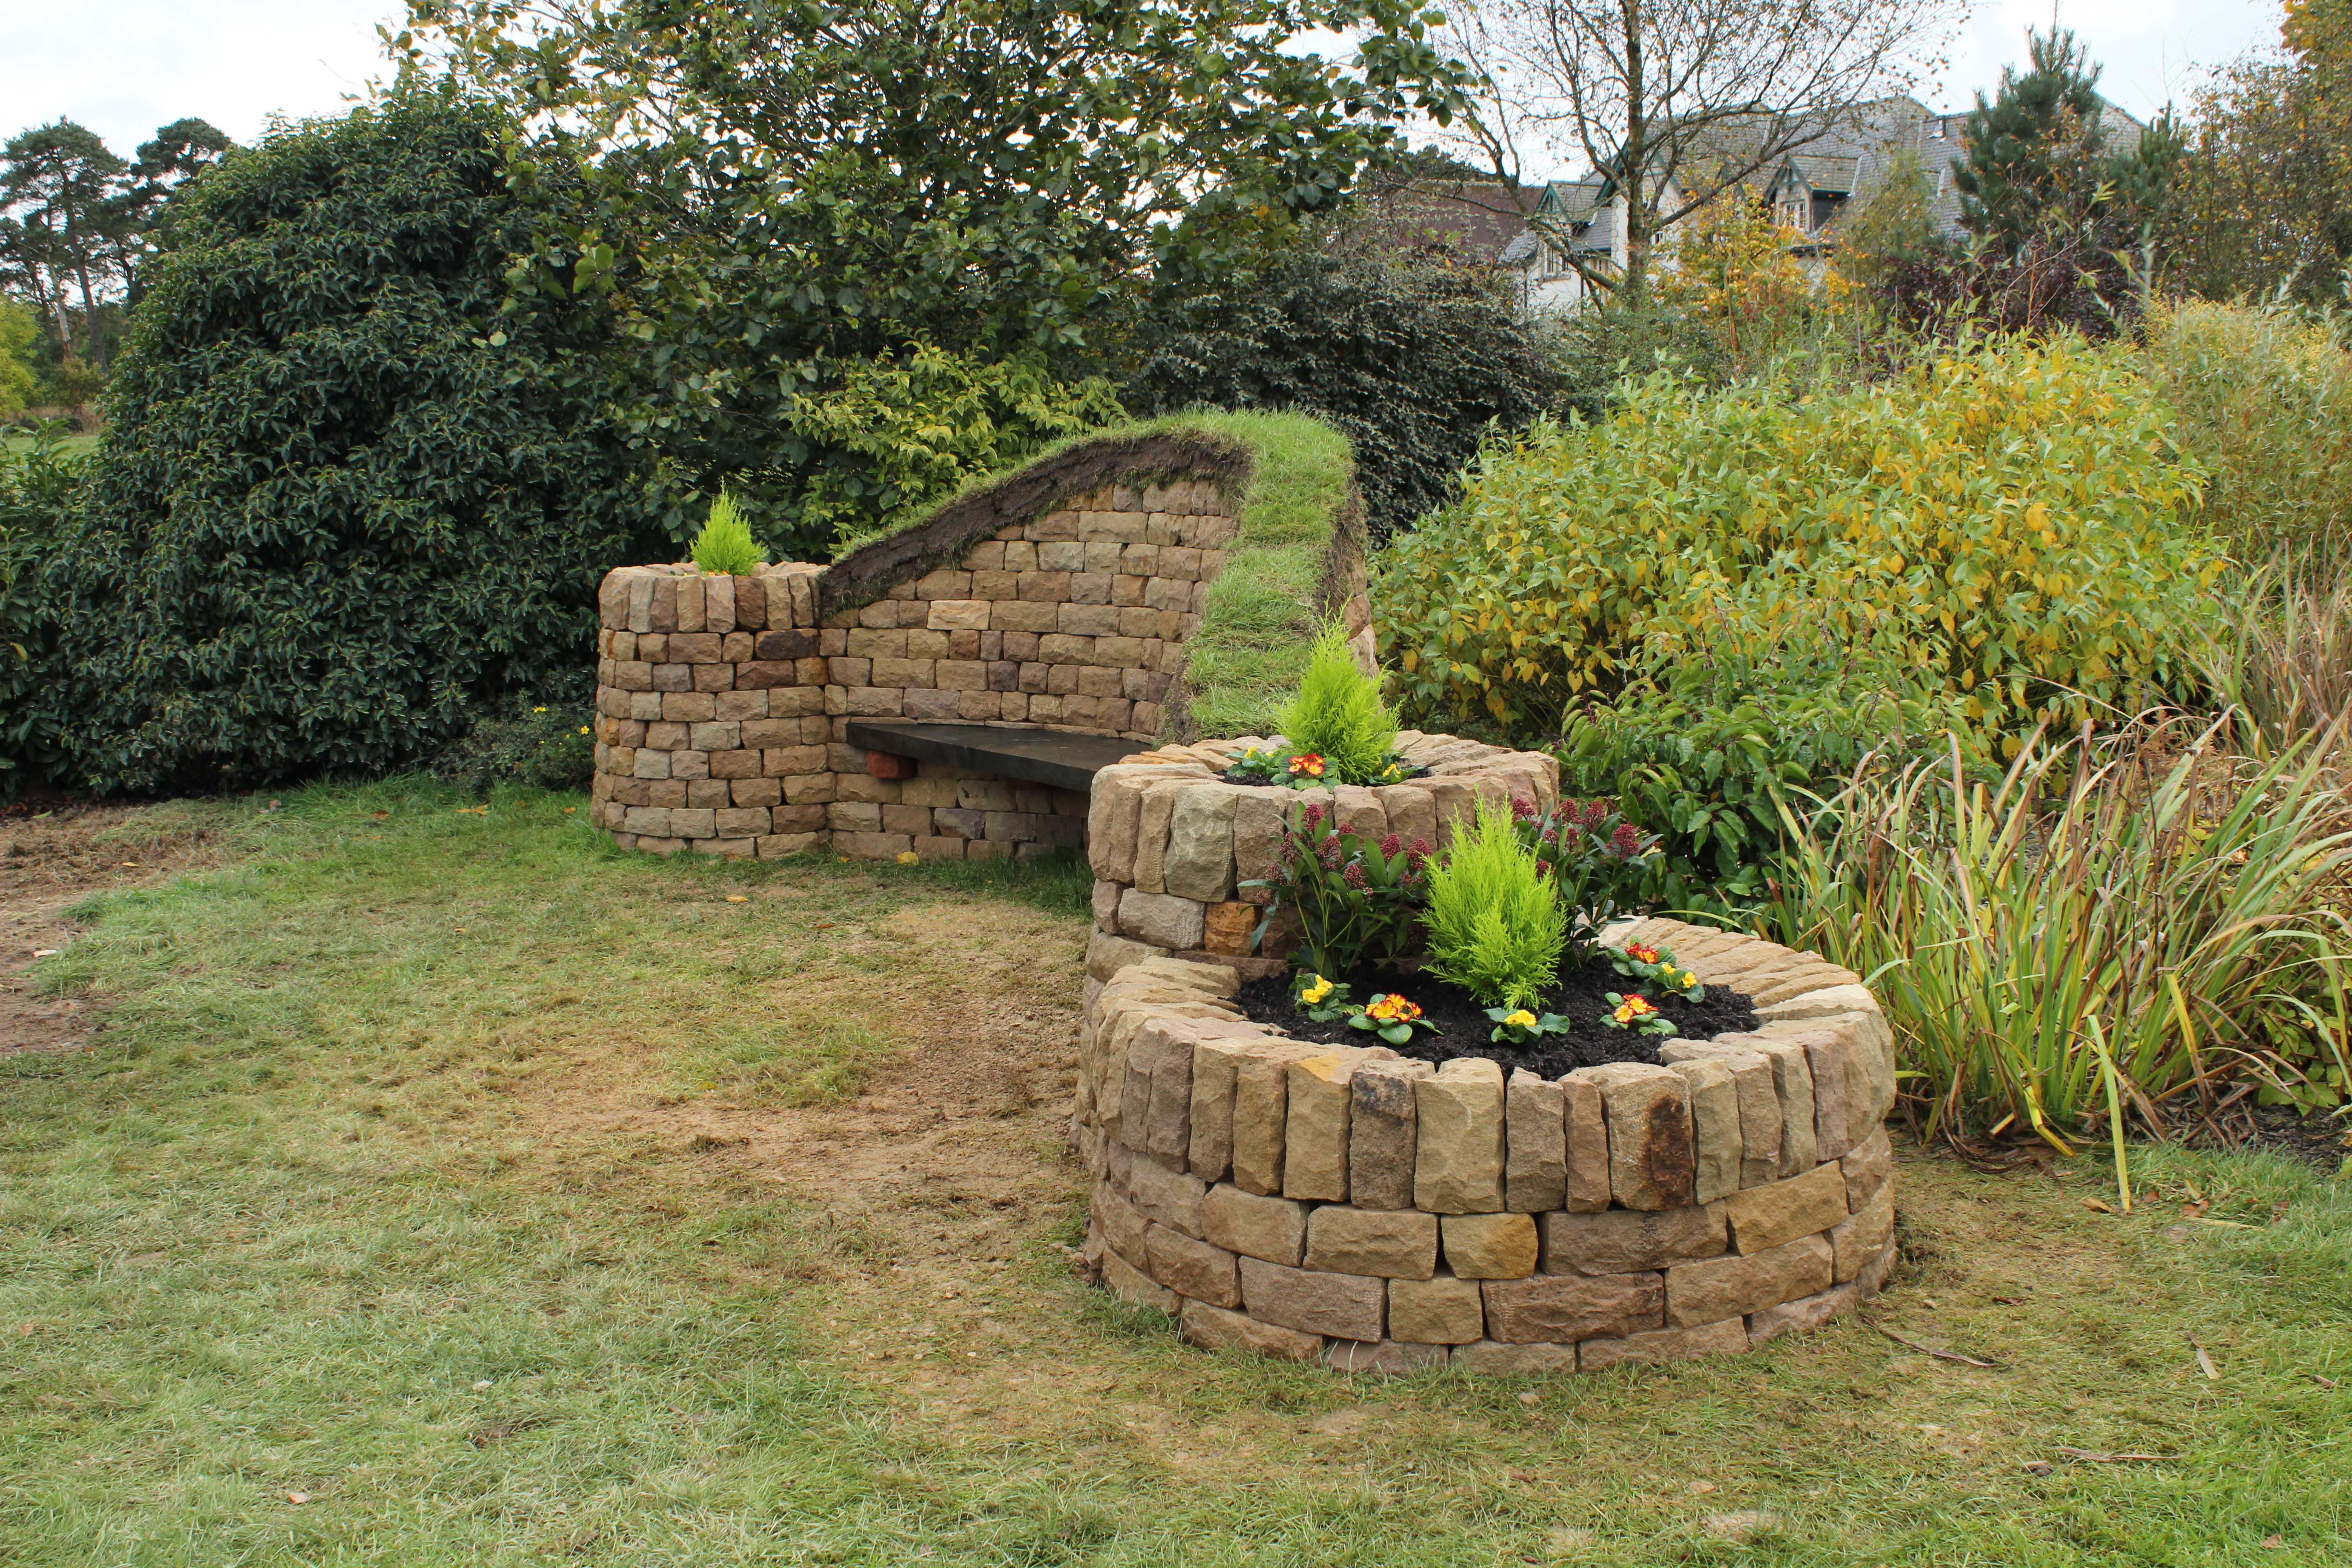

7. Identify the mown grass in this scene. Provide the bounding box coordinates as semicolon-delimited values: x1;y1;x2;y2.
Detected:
3;779;2350;1565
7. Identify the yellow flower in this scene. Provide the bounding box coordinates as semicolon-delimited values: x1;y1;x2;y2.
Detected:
1367;993;1421;1023
1504;1009;1537;1028
1613;995;1657;1024
533;706;547;713
1301;975;1334;1004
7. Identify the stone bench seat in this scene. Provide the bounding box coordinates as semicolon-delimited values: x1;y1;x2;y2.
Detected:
847;719;1142;795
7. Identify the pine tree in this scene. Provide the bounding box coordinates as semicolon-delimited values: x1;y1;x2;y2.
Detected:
1954;29;2109;254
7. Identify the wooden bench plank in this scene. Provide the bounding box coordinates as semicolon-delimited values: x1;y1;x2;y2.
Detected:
845;720;1142;795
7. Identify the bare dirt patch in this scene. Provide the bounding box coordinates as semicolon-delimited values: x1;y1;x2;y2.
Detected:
0;801;230;1054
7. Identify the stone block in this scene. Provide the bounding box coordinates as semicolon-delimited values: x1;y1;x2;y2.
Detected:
1144;1222;1241;1308
1187;1036;1254;1182
1163;784;1241;902
1747;1279;1862;1346
1100;1249;1179;1313
1200;1182;1307;1266
1415;1057;1507;1214
1842;1125;1892;1212
1538;1204;1728;1276
1441;1213;1538;1280
1089;1184;1150;1265
1563;1070;1611;1212
1740;1039;1818;1174
1285;1047;1376;1203
1830;1177;1894;1284
1325;1338;1450;1374
1577;1317;1749;1372
1797;1031;1855;1159
1587;1061;1696;1210
1231;1042;1322;1196
1480;1272;1665;1344
1203;901;1257;957
1303;1206;1439;1280
1237;1257;1385;1342
1665;1234;1833;1326
1128;775;1197;894
1086;930;1167;983
1118;887;1207;951
1665;1057;1743;1205
1348;1058;1433;1210
1504;1068;1568;1213
1229;789;1287;904
1858;1234;1897;1296
1721;1162;1847;1254
1388;1272;1485;1344
1179;1298;1323;1363
1454;1339;1580;1374
1125;1154;1207;1240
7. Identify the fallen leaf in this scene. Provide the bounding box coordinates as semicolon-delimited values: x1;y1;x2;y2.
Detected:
286;1492;310;1505
2023;1460;2053;1475
1687;1479;1717;1494
30;948;58;958
725;895;748;903
2313;1374;2337;1388
2082;1197;2113;1214
1516;1391;1539;1405
1992;1295;2028;1306
2191;1338;2220;1380
473;1379;493;1391
564;806;576;813
896;851;920;864
2263;1535;2284;1548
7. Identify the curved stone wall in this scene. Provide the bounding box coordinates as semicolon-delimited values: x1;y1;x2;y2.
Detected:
1073;741;1900;1372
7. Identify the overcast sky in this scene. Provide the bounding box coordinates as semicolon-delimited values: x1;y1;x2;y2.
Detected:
0;0;2300;165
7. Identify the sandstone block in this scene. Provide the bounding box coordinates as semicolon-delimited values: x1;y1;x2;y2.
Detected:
1666;1234;1832;1326
1099;1249;1178;1314
1721;1162;1848;1254
1747;1278;1862;1346
1144;1222;1241;1308
1746;1039;1819;1173
1125;1154;1207;1240
1858;1234;1897;1296
1326;1338;1451;1374
1831;1177;1894;1284
1441;1213;1538;1280
1348;1058;1433;1210
1179;1298;1323;1362
1481;1272;1666;1344
1187;1036;1254;1181
1162;784;1241;902
1229;789;1286;904
1128;776;1196;894
1755;983;1879;1024
1388;1271;1485;1344
1086;764;1168;885
1415;1057;1507;1214
1577;1316;1749;1371
1231;1041;1323;1196
1304;1205;1438;1279
1285;1048;1373;1202
1089;1184;1150;1265
1086;931;1167;983
1539;1204;1728;1276
1200;1182;1307;1266
1665;1057;1742;1204
1797;1031;1855;1159
1237;1257;1385;1341
1842;1125;1893;1211
1453;1339;1579;1374
1563;1070;1611;1212
1586;1061;1696;1210
1504;1068;1568;1213
1204;901;1257;956
1118;887;1207;951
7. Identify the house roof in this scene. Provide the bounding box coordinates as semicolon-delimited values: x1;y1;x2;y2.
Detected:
1339;179;1540;266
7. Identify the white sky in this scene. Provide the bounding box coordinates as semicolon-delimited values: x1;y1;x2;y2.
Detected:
0;0;2297;166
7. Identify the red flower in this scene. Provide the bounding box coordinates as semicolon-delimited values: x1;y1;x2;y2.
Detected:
1610;822;1641;856
1302;803;1326;832
1379;832;1402;858
1288;752;1327;777
1343;862;1368;888
1511;796;1539;821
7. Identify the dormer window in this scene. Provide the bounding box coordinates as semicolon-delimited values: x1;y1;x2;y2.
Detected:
1778;196;1808;232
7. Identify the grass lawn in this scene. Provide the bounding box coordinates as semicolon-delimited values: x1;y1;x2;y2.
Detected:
0;429;97;458
2;780;2349;1565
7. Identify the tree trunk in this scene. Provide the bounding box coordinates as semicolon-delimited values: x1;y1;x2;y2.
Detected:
73;255;106;369
1620;0;1649;299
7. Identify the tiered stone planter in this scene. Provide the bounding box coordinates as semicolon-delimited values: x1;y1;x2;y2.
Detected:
1074;736;1899;1372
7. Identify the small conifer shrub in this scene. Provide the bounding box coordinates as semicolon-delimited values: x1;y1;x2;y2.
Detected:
1421;799;1568;1009
691;489;765;576
1276;620;1398;785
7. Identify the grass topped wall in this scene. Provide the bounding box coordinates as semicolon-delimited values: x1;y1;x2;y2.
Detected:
826;411;1368;743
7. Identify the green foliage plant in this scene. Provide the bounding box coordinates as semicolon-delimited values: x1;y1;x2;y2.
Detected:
1420;797;1567;1010
431;697;597;793
36;99;660;794
0;420;84;789
1241;798;1430;982
1508;794;1660;962
1275;619;1399;784
1130;244;1557;540
691;489;765;576
1773;715;2352;1159
1378;336;2217;750
0;299;39;417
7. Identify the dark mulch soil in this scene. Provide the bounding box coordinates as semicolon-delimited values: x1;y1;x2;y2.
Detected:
1220;766;1431;789
2224;1105;2352;1175
1234;951;1760;1078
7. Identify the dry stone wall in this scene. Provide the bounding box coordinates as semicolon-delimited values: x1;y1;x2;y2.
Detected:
1073;764;1902;1372
589;478;1367;860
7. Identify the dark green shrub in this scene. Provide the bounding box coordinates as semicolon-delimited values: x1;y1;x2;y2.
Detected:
41;98;660;794
432;698;597;793
1130;248;1556;539
0;423;84;790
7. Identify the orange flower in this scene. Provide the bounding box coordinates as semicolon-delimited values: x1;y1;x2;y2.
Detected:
1287;752;1327;777
1612;995;1657;1025
1626;942;1659;964
1365;992;1421;1023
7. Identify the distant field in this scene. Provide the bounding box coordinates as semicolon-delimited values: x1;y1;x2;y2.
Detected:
1;428;99;457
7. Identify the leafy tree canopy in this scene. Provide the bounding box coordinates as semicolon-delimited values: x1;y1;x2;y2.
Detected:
394;0;1472;557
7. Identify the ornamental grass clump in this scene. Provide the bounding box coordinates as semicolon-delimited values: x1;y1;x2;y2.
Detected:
1421;798;1568;1009
1276;620;1400;785
691;489;766;576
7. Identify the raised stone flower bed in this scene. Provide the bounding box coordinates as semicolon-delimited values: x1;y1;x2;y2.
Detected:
1074;735;1899;1372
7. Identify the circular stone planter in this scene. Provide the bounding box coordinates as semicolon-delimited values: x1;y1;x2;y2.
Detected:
1074;733;1898;1373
